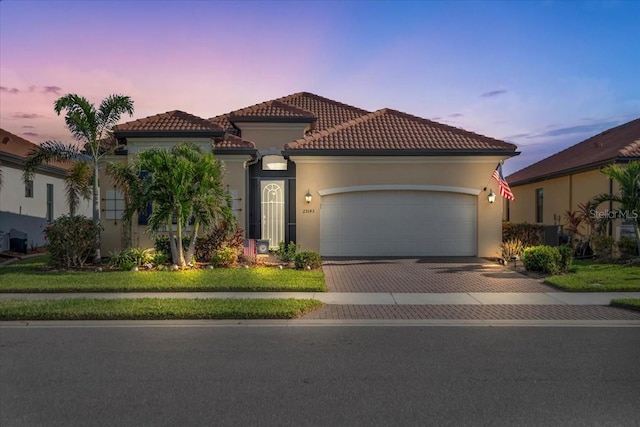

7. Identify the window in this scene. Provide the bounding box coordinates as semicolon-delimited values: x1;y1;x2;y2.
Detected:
25;180;34;198
535;188;543;223
46;184;54;222
105;190;125;220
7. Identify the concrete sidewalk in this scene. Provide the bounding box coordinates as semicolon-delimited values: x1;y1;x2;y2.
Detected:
2;291;639;305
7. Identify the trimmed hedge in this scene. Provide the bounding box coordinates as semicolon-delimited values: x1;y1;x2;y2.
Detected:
523;245;562;274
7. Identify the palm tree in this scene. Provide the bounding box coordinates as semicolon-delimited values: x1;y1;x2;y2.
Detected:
107;143;233;266
23;94;134;263
65;161;93;216
592;161;640;255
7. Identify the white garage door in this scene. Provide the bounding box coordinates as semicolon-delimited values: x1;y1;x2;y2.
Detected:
320;191;476;256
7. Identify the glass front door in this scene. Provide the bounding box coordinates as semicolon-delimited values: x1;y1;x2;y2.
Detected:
260;180;285;249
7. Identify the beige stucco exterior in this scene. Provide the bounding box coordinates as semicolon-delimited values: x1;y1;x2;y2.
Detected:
234;123;309;151
291;156;508;257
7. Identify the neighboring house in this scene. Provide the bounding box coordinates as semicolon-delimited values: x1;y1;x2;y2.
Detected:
104;92;517;257
506;118;640;240
0;129;92;251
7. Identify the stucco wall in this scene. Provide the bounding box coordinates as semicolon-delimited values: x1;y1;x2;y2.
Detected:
290;156;507;257
234;123;307;151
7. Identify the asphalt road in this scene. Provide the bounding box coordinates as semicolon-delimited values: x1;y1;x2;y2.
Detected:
1;323;639;426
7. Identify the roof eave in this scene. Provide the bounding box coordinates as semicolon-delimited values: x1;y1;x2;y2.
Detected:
509;156;640;186
229;116;315;124
212;147;258;155
283;149;519;157
0;151;69;175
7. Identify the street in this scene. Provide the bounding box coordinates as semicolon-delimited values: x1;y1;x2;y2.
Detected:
1;323;639;426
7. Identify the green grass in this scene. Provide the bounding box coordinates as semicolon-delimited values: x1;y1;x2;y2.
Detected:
545;262;640;292
610;299;640;312
0;256;326;293
0;297;323;320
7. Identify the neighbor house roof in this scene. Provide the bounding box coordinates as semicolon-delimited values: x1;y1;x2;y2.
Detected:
114;110;226;137
0;128;70;172
507;118;640;186
283;108;517;155
209;92;370;133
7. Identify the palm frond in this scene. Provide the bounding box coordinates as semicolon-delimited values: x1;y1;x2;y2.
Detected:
65;161;93;215
22;141;89;182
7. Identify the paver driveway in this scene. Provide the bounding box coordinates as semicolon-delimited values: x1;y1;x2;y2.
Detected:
322;257;556;293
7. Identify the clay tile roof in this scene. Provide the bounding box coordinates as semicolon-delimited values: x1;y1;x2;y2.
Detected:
213;133;256;150
275;92;370;131
228;100;315;122
284;108;517;152
0;128;70;171
114;110;224;133
507;118;640;185
209;92;370;133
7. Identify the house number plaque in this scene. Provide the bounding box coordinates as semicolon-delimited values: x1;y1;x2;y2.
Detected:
302;209;315;214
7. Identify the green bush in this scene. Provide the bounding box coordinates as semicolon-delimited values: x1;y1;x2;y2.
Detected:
294;251;322;270
210;247;238;268
44;215;98;268
275;241;299;263
522;245;561;274
154;235;191;258
556;245;574;272
194;221;244;262
108;247;154;270
591;234;616;261
618;236;639;258
502;222;544;247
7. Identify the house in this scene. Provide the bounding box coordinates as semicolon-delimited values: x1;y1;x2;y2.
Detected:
103;92;518;257
0;129;92;252
506;118;640;240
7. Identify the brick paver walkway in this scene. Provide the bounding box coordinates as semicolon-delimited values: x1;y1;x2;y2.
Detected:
302;304;640;320
323;258;555;293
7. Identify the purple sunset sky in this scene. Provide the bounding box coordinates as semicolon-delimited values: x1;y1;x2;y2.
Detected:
1;0;638;175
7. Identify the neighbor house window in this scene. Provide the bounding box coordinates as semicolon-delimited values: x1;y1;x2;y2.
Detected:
46;184;54;222
535;188;543;223
25;180;34;198
104;190;125;221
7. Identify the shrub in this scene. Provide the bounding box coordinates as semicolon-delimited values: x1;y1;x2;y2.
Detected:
210;247;238;267
500;239;525;262
152;251;169;266
522;245;561;275
108;247;154;270
44;215;98;269
154;235;191;258
618;236;639;258
195;221;244;262
294;251;322;270
502;222;544;247
275;241;299;263
591;234;616;261
556;245;574;272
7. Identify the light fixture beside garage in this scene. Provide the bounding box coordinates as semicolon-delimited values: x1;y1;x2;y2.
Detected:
305;190;313;204
487;189;496;204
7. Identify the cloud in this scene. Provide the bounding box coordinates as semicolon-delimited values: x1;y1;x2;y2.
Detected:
42;86;62;95
0;86;20;94
448;113;464;118
526;121;619;139
23;132;39;137
481;89;508;98
22;125;36;129
11;112;45;119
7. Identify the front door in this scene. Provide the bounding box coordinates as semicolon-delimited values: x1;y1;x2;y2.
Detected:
260;180;285;249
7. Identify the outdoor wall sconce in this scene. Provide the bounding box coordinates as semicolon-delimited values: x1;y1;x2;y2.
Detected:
305;190;312;204
487;189;496;204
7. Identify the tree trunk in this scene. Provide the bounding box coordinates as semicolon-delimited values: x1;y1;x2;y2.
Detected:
634;222;640;256
175;219;186;267
168;229;178;265
92;160;101;264
185;220;200;265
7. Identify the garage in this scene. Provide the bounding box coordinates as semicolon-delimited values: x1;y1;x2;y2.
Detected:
320;190;477;256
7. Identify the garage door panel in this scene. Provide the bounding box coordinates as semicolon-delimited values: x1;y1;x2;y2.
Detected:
320;191;476;257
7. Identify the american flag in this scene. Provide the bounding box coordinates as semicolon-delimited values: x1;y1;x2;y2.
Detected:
492;164;515;201
243;239;255;256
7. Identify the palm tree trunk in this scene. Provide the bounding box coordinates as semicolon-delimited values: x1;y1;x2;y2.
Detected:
92;159;101;264
185;220;200;264
176;219;186;266
634;222;640;256
168;229;178;265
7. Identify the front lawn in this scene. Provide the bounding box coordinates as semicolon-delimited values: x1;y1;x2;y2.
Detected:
545;262;640;292
0;256;326;293
611;299;640;312
0;298;323;320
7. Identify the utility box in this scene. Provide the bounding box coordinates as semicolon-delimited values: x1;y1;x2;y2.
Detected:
9;229;28;254
543;225;562;246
